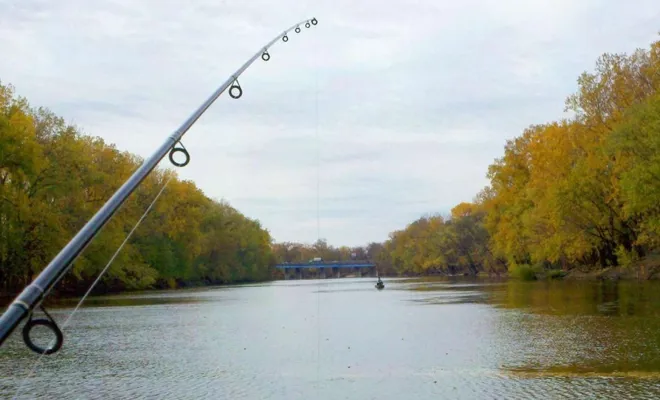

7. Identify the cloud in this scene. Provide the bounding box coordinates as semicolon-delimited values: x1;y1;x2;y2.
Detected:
1;0;659;246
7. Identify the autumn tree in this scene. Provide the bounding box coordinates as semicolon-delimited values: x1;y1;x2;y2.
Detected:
0;81;275;297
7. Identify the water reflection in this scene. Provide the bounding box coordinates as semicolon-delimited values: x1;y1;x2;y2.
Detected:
382;277;660;378
487;280;660;379
493;279;660;317
44;285;250;308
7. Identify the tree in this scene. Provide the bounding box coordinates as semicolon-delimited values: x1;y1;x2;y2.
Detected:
0;80;275;297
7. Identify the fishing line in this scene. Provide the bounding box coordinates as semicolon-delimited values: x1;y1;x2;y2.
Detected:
314;26;321;396
12;175;174;400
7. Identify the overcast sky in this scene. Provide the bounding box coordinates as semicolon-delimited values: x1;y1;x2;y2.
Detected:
1;0;659;247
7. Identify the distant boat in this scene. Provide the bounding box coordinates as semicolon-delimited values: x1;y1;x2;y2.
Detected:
375;277;384;290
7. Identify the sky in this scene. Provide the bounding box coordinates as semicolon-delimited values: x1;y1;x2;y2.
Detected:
1;0;659;247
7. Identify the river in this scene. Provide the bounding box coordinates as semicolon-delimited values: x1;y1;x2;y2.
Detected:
1;277;660;399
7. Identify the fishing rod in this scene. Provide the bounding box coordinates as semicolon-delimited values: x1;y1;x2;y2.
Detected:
0;17;318;354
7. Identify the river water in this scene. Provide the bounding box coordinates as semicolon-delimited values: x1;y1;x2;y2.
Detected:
2;277;660;399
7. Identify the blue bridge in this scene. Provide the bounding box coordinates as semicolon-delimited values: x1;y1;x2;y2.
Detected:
275;261;376;280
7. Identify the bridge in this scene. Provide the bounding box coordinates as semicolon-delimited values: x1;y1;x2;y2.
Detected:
275;261;376;280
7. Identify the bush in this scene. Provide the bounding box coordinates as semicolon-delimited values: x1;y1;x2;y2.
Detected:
509;264;541;281
615;246;641;269
545;269;565;279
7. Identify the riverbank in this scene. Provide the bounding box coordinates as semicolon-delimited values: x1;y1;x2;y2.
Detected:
392;254;660;282
499;254;660;281
564;265;660;281
0;276;276;308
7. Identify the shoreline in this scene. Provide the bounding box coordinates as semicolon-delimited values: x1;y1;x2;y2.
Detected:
0;277;275;308
3;266;658;307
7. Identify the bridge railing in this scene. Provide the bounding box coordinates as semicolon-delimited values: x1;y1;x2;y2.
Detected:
275;261;375;269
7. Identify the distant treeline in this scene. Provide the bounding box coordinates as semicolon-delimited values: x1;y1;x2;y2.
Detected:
270;204;495;278
0;82;275;297
369;39;660;277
